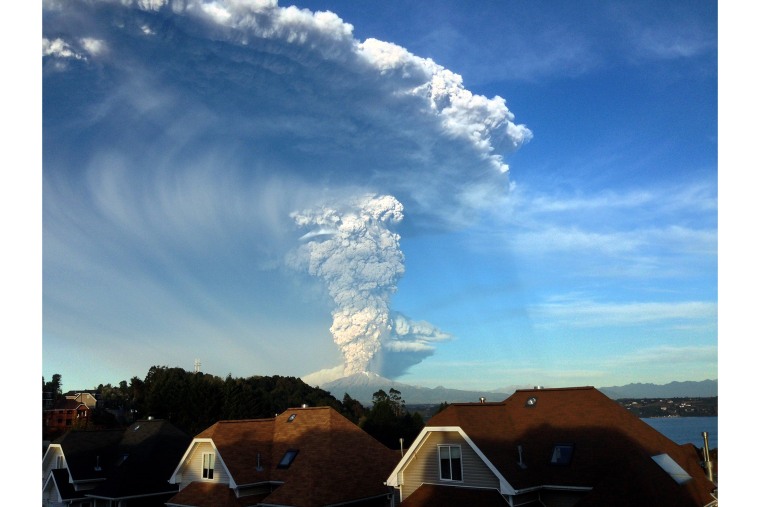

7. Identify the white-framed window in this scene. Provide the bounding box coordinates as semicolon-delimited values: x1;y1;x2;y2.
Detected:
202;452;215;480
438;445;463;481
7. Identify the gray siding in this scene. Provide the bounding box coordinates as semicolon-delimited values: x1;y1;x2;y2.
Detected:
399;431;500;501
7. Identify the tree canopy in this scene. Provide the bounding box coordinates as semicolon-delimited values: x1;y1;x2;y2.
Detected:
43;368;424;446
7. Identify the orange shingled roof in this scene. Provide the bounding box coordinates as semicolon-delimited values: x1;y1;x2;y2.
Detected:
425;386;715;507
166;481;263;507
401;484;511;507
175;406;399;507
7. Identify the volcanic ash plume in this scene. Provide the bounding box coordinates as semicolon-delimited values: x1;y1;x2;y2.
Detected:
290;194;406;376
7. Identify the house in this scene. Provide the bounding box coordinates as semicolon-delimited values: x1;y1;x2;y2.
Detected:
44;399;92;434
42;418;191;506
385;386;717;507
64;391;100;409
167;405;400;507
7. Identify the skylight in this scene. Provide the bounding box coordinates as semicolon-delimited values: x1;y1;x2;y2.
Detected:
652;454;692;484
278;449;299;469
549;444;573;465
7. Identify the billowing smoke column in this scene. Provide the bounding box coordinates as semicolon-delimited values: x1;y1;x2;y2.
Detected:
290;194;449;377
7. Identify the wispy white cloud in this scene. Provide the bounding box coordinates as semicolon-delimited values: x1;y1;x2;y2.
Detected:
530;297;717;329
607;344;717;366
611;5;716;62
471;182;717;276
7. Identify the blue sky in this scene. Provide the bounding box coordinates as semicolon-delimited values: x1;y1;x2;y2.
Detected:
37;0;719;392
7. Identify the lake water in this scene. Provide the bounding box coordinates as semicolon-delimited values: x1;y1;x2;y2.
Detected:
642;416;718;449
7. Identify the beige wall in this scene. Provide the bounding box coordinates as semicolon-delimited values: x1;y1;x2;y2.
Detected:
179;441;230;488
398;431;500;501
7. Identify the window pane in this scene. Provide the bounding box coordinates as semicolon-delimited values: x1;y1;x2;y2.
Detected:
203;453;215;479
440;446;452;480
451;456;462;481
440;457;451;480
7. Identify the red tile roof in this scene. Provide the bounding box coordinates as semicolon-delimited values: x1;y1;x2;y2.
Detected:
425;386;715;507
175;406;399;507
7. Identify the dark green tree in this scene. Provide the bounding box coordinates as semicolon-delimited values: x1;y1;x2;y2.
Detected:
341;393;367;424
43;374;63;405
361;389;424;450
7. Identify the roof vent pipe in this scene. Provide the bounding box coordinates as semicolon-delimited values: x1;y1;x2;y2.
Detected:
479;397;486;403
702;432;714;483
517;445;527;469
301;403;308;408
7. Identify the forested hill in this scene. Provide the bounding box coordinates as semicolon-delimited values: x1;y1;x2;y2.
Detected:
45;366;425;449
58;366;354;436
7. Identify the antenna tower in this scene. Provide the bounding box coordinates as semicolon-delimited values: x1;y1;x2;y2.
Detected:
194;359;201;373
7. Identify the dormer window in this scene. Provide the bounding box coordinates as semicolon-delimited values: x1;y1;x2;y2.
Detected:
202;452;215;479
549;444;574;465
438;445;463;481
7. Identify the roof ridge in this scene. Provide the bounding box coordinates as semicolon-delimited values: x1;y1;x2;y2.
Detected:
216;418;276;424
513;386;596;392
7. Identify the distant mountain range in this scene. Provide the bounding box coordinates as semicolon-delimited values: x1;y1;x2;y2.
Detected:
318;372;512;405
598;379;717;399
314;372;717;405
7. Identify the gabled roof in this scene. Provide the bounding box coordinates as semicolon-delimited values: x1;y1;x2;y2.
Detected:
194;417;276;486
44;419;191;500
46;398;90;412
87;419;192;499
171;406;399;507
43;468;90;502
49;428;124;482
406;387;715;507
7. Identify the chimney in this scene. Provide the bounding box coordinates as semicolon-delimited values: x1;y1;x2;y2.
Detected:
702;431;715;483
